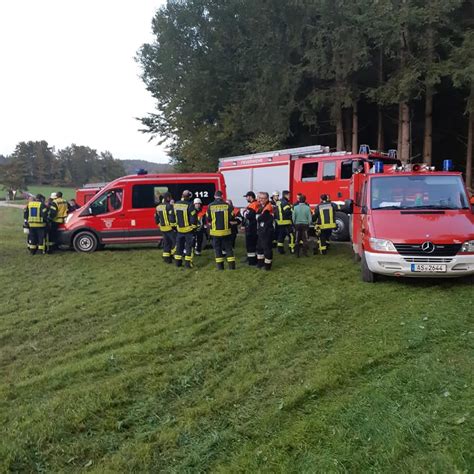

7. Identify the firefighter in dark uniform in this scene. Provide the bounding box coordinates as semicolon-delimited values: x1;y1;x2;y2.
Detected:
256;192;274;270
207;191;236;270
173;190;197;268
227;200;242;248
313;194;337;254
155;192;176;263
271;191;279;247
24;194;48;254
49;192;69;251
193;198;207;255
242;191;259;265
275;190;295;254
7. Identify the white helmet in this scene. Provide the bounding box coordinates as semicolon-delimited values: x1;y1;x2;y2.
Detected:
193;198;202;204
272;191;279;197
50;192;57;199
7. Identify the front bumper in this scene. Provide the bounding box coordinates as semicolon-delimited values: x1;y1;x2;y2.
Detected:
365;251;474;277
56;229;73;246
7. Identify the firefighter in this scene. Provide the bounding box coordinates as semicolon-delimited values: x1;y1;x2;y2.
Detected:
23;194;48;255
155;192;176;263
173;190;197;268
242;191;259;265
256;192;274;270
275;190;295;254
227;200;242;248
271;191;279;248
49;192;68;251
207;191;235;270
193;198;207;256
313;194;337;254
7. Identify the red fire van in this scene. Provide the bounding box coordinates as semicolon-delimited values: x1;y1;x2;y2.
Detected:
350;163;474;282
58;172;226;252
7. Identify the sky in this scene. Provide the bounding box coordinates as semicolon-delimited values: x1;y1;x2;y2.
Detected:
0;0;169;163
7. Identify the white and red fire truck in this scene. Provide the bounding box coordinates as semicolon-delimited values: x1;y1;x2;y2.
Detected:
218;144;400;240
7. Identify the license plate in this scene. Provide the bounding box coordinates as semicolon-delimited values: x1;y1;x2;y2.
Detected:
411;263;447;273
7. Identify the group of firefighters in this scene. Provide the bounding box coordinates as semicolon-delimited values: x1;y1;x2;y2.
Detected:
23;188;338;268
23;192;78;254
155;189;338;271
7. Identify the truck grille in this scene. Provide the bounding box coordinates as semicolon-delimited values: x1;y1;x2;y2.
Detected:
403;257;453;263
394;243;461;257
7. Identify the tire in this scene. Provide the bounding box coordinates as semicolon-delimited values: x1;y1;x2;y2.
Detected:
73;231;98;253
332;211;350;241
361;251;377;283
353;249;361;263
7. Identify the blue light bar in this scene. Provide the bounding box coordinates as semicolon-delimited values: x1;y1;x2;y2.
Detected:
442;160;453;171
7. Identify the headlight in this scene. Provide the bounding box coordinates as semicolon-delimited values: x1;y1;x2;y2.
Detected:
369;237;397;253
460;240;474;253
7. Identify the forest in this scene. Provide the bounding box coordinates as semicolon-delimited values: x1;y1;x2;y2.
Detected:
0;141;126;190
138;0;474;190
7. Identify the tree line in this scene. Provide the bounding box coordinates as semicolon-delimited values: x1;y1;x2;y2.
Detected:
0;141;126;191
138;0;474;190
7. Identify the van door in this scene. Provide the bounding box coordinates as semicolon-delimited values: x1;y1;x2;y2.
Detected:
127;183;164;243
88;188;129;244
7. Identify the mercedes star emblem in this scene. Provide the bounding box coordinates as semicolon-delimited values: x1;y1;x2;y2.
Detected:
421;241;435;253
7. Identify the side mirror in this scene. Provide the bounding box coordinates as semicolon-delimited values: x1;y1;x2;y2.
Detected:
344;199;354;214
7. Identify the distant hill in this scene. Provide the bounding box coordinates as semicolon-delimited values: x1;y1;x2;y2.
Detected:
121;159;174;175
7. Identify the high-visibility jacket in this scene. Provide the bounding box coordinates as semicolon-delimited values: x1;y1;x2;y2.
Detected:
257;202;274;235
275;198;292;225
207;199;232;237
155;202;176;232
197;209;207;231
24;201;48;227
243;200;259;234
52;197;68;223
173;200;197;233
314;201;338;229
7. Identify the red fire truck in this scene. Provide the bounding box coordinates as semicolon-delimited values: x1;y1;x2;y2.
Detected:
218;144;400;240
350;162;474;282
59;171;225;252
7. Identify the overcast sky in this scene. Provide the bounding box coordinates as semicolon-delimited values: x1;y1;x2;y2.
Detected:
0;0;169;163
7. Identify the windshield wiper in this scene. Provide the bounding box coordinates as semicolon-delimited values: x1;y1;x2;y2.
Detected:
409;205;457;210
372;205;405;210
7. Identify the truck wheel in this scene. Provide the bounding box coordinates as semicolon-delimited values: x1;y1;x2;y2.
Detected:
361;252;377;283
332;212;350;241
73;231;98;253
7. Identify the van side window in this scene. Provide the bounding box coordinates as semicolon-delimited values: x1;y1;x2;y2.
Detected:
341;161;353;180
323;161;336;180
132;184;171;208
301;162;318;181
90;189;123;215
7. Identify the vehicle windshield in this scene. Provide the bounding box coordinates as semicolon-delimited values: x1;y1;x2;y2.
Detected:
371;175;469;210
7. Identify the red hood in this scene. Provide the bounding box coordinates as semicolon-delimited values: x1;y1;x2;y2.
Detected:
370;210;474;244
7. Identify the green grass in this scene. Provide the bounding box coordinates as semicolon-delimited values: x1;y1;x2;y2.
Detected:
1;206;473;472
1;184;76;201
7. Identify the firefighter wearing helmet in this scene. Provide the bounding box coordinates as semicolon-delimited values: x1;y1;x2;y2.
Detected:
313;194;337;254
207;190;236;270
173;190;198;268
256;192;274;270
155;192;176;263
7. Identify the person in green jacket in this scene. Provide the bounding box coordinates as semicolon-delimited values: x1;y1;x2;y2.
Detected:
292;194;312;257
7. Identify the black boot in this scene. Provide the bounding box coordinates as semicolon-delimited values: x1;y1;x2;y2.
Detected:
256;258;264;268
264;261;272;271
216;262;224;270
175;258;183;267
278;247;285;255
185;260;193;269
228;261;236;270
248;256;257;266
163;256;171;264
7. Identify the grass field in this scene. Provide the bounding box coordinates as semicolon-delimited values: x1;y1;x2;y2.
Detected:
1;184;76;201
1;206;473;472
